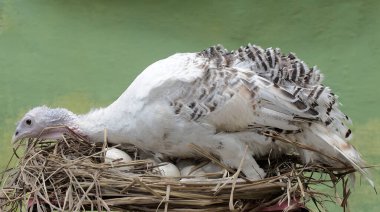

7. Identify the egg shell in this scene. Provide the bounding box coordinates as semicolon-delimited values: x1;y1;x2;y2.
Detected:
180;165;206;176
104;148;133;170
154;162;180;177
201;162;224;173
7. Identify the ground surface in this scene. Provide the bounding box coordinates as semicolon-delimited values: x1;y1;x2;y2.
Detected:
0;0;379;211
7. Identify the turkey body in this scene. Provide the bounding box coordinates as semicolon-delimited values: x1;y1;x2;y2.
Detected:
80;44;367;181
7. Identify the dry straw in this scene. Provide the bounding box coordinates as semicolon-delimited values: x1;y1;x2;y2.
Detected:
0;132;355;211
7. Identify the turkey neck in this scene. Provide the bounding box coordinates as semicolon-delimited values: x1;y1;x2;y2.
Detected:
76;103;134;143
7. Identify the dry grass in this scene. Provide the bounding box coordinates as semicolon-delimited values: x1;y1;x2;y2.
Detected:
0;133;355;211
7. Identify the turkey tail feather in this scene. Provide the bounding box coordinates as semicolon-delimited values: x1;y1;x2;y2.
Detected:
197;44;374;188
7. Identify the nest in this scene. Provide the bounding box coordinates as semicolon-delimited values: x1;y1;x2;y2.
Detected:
0;133;355;212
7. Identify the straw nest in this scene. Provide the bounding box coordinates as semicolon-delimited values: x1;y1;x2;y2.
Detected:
1;132;355;212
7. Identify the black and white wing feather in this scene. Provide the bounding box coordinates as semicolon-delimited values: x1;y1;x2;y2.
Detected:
165;44;372;187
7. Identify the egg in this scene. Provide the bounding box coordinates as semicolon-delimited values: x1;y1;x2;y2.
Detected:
180;165;206;178
201;162;224;173
104;148;133;170
154;162;180;177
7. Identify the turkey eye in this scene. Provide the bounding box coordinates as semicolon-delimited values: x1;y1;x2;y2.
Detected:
26;119;32;125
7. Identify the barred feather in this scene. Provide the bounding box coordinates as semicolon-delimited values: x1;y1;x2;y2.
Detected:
163;43;372;185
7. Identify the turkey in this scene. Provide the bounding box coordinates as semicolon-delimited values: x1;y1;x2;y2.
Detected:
12;44;373;186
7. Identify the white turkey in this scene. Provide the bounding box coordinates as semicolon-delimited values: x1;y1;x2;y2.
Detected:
12;44;373;186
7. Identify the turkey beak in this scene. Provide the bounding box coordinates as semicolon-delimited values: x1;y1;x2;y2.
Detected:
12;125;28;144
12;131;20;143
12;127;24;144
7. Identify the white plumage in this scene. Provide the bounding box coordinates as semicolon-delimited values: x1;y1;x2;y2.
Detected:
12;44;373;186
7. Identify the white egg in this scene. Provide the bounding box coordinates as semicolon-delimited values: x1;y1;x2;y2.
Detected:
180;165;206;177
154;162;180;177
104;148;133;170
201;162;224;173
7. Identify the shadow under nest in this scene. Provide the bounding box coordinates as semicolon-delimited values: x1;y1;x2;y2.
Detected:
0;131;355;212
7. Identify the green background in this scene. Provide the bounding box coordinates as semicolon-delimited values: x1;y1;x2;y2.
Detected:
0;0;379;210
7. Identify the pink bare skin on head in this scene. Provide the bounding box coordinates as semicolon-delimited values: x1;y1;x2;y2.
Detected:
12;106;80;142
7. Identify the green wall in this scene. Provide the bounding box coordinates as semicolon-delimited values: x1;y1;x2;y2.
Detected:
1;0;379;210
